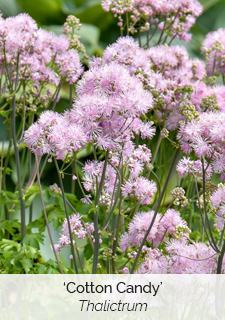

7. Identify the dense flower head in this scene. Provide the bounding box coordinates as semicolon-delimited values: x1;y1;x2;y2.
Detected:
96;37;207;130
120;209;187;250
69;62;154;150
110;141;153;179
55;49;83;84
210;184;225;230
122;178;157;204
82;160;117;205
54;213;95;254
24;110;88;159
0;13;82;95
177;112;225;176
82;142;154;205
176;157;212;179
202;28;225;76
137;240;219;274
102;0;203;42
0;13;38;57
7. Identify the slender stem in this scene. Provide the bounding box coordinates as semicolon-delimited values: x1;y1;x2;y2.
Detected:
65;198;94;251
146;19;150;48
74;239;84;274
126;13;129;36
18;82;26;143
92;151;109;274
149;24;157;43
138;21;142;47
201;159;219;252
217;239;225;274
112;159;124;273
151;134;162;164
116;258;131;271
70;84;73;108
100;160;121;231
12;54;26;241
194;176;217;251
35;155;64;274
54;157;79;273
130;148;179;274
28;151;33;223
156;18;167;45
51;78;65;111
219;224;225;247
71;161;75;194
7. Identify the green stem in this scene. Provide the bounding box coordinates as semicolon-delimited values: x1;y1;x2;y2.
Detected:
12;54;26;241
100;160;121;231
130;148;179;274
92;151;109;274
217;239;225;274
54;157;79;273
28;150;33;223
35;155;64;274
201;159;219;252
51;78;65;111
151;134;162;165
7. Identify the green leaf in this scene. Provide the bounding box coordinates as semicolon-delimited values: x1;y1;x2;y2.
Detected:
0;220;20;237
65;193;77;204
83;243;93;260
86;142;92;154
37;264;46;274
14;260;23;271
27;218;45;230
25;192;38;208
20;259;32;273
23;233;44;250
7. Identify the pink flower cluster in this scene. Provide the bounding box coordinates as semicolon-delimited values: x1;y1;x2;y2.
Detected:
25;59;154;158
102;0;203;42
70;62;154;151
110;141;154;178
177;112;225;177
120;209;187;250
54;214;95;254
93;36;207;130
0;13;83;91
24;111;88;159
202;28;225;76
82;142;156;205
122;177;157;205
82;160;117;205
176;157;212;179
210;185;225;230
137;241;218;274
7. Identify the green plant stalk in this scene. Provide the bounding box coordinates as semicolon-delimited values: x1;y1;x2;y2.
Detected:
112;159;124;273
51;78;65;111
217;239;225;274
35;155;64;274
101;160;121;231
92;151;109;274
65;198;94;251
194;176;218;252
201;159;219;252
12;54;26;241
54;157;79;274
130;148;179;274
28;150;33;223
